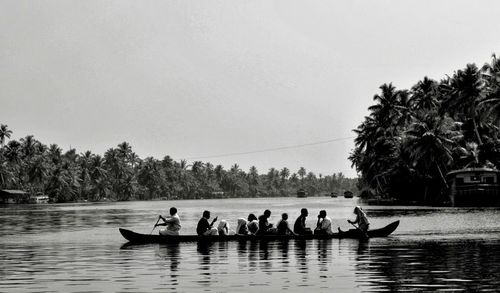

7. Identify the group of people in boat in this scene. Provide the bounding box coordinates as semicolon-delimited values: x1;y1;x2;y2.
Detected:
155;206;370;237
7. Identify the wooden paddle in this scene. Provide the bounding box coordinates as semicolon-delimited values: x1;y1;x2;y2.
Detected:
150;216;161;235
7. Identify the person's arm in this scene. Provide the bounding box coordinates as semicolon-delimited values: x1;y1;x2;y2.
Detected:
348;214;360;224
210;216;218;227
156;215;167;226
286;222;296;235
316;215;322;230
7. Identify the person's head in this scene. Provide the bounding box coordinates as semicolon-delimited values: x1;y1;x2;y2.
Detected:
264;209;271;218
218;220;227;229
248;213;257;221
169;207;177;215
319;210;327;218
281;213;288;220
203;210;210;219
300;208;309;217
353;206;362;214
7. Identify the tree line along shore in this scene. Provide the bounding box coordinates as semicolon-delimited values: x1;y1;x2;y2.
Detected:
350;53;500;205
0;125;357;203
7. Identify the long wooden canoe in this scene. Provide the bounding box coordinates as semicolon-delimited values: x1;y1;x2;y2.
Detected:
119;220;399;244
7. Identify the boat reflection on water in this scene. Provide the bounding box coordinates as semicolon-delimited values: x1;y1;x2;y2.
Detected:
119;236;500;292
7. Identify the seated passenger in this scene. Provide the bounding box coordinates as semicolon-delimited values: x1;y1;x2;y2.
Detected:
256;209;276;235
156;207;181;236
293;208;313;235
196;210;218;236
236;218;249;235
277;213;296;235
314;210;333;235
217;220;234;236
247;213;259;235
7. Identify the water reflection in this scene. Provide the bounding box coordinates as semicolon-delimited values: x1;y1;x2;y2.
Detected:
2;199;500;292
294;240;308;276
352;239;500;291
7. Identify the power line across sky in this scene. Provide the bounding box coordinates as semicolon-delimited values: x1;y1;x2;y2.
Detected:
184;136;355;160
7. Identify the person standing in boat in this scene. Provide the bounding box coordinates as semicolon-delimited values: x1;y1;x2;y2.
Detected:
348;206;370;233
293;208;313;235
196;210;218;236
314;210;333;235
277;213;296;235
247;213;259;235
256;209;275;235
156;207;181;236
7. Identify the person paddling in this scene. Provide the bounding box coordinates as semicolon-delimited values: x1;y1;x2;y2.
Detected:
314;210;333;235
196;210;218;236
293;208;313;235
155;207;181;236
346;206;370;238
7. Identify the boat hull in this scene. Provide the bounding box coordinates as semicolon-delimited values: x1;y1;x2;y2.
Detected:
119;220;399;244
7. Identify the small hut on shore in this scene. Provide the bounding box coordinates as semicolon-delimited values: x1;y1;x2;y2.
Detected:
0;189;30;204
446;168;500;206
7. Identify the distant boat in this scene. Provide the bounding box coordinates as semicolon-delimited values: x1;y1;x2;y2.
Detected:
344;190;354;198
297;189;307;198
330;192;338;198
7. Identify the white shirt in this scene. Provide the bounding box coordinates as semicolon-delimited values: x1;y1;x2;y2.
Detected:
318;216;333;235
164;214;181;232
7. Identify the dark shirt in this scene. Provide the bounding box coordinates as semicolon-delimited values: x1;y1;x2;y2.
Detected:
277;219;290;235
238;223;248;235
294;216;307;234
257;215;271;235
196;217;210;235
248;220;258;234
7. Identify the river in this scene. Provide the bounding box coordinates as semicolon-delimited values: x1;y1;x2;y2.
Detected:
1;197;500;292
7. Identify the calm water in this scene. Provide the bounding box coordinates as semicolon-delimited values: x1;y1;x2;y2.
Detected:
1;197;500;292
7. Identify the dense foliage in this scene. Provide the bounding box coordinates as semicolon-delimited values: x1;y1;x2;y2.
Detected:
350;54;500;204
0;126;356;202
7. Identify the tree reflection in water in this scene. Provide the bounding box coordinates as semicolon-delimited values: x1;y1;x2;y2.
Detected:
353;239;500;291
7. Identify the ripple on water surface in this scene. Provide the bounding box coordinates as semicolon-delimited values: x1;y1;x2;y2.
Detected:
1;198;500;292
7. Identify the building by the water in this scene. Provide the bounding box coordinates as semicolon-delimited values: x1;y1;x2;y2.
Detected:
0;189;30;204
446;168;500;207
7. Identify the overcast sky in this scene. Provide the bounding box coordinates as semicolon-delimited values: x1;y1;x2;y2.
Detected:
1;1;500;177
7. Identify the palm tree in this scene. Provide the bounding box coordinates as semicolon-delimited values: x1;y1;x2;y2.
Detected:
279;167;290;181
442;64;484;144
410;77;440;112
20;135;38;159
368;83;404;129
78;151;94;199
0;124;13;147
404;113;462;202
480;54;500;123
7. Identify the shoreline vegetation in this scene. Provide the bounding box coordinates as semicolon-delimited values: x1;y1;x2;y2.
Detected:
350;53;500;205
0;126;356;203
